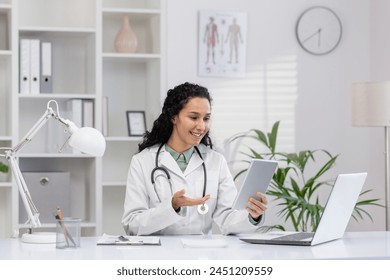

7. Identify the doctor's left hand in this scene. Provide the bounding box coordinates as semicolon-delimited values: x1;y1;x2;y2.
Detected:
171;189;210;211
246;192;268;220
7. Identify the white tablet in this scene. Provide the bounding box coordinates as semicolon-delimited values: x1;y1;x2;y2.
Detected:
232;159;278;210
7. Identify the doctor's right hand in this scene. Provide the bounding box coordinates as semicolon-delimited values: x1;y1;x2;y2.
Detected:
171;189;210;211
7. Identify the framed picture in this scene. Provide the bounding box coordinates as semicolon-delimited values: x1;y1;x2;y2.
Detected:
126;111;146;136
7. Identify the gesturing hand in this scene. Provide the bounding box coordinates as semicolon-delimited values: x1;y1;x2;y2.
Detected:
171;189;210;211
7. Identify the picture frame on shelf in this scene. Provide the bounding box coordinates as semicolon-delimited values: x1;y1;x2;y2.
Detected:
126;111;146;136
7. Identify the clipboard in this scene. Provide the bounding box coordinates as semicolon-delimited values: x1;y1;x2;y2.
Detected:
97;233;161;246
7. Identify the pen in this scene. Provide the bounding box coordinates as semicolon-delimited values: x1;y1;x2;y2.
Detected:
57;206;70;246
56;207;77;246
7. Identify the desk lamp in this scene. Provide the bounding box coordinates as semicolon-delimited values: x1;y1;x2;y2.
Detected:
1;100;106;243
352;81;390;231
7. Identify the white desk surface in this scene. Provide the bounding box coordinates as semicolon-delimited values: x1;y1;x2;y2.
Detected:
1;231;390;260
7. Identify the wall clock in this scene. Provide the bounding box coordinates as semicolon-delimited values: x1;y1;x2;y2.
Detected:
295;6;342;55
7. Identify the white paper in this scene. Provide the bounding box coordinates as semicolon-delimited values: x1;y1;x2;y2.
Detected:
181;238;228;248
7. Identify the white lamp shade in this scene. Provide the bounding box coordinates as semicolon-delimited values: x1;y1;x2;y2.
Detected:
68;127;106;156
352;81;390;127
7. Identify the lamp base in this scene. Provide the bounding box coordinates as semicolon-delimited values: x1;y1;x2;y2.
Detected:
21;232;56;244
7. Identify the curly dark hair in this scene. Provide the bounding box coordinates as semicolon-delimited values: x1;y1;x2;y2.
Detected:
138;82;213;152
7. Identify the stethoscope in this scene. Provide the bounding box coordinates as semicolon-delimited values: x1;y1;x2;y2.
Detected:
151;143;209;215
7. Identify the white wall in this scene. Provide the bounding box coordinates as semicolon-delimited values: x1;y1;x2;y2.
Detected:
166;0;385;231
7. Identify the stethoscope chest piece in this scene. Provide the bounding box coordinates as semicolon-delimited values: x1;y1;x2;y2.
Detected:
197;203;209;215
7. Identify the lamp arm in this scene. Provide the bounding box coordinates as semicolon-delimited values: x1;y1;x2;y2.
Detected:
5;152;40;227
12;107;56;154
5;100;72;229
2;99;104;233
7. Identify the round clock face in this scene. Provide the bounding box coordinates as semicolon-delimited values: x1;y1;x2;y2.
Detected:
296;6;342;55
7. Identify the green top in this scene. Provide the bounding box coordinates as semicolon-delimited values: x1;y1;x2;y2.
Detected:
165;145;194;172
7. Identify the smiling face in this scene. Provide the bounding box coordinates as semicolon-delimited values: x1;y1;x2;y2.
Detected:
167;97;211;153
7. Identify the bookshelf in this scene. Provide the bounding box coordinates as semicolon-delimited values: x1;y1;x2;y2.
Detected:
0;0;165;238
0;0;14;239
100;0;165;234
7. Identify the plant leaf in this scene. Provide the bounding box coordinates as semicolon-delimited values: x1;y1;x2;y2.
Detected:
268;121;279;154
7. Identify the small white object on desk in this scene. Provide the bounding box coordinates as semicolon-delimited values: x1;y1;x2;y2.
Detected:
181;238;228;248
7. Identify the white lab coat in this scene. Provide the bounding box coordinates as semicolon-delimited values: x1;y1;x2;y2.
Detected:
121;144;262;235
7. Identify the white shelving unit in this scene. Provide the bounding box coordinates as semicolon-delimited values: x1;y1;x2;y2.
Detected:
0;0;15;239
100;0;165;235
0;0;165;238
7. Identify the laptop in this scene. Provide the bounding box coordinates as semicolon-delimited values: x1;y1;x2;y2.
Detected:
232;159;278;210
239;172;367;246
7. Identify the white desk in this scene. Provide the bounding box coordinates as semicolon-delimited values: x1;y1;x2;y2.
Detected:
1;231;390;260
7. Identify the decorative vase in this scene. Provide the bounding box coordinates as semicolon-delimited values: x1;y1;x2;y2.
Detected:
114;14;138;53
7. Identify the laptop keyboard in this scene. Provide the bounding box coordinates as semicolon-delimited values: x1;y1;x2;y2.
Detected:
273;232;314;241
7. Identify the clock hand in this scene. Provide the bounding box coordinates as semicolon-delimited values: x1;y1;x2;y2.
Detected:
318;28;322;47
301;28;321;44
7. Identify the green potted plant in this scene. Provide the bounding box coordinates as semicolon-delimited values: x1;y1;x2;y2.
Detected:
230;121;382;232
0;161;10;182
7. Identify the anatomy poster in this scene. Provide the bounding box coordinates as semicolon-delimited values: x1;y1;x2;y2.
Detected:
198;11;247;78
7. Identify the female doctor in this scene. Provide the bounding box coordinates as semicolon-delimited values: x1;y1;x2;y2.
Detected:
121;82;268;236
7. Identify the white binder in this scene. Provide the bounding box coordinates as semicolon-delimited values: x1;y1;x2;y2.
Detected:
30;39;40;94
66;99;83;154
102;96;109;136
82;99;94;127
19;39;30;94
40;42;52;93
66;99;83;128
